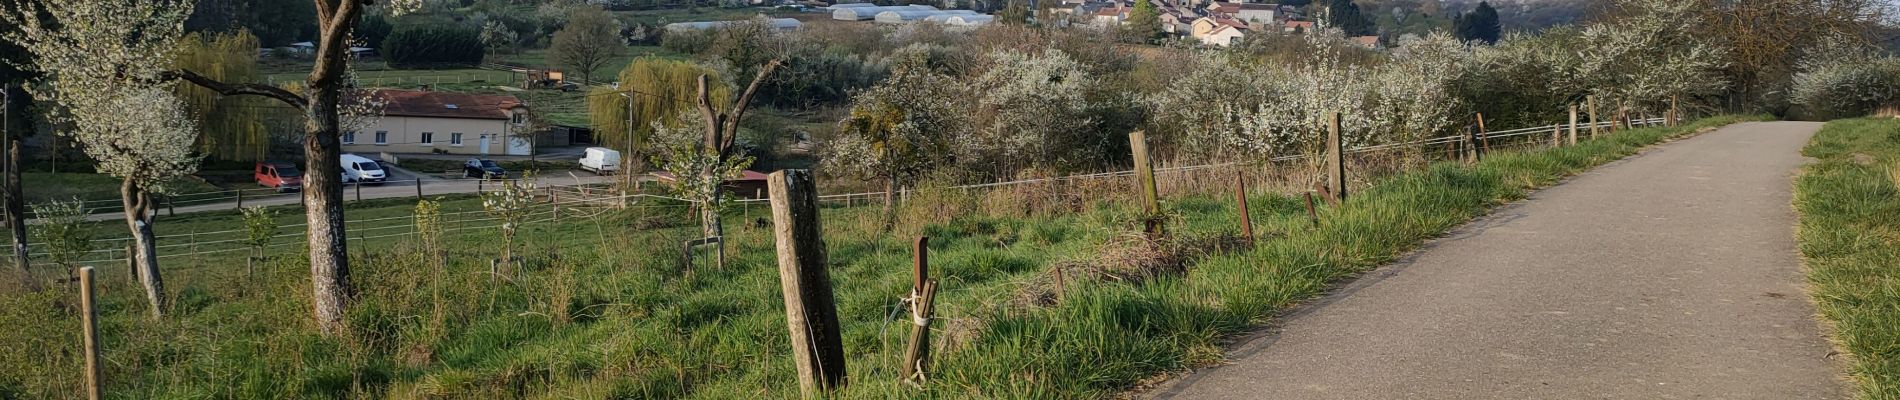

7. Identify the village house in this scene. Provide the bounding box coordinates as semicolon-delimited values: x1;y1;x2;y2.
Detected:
1208;2;1284;25
1351;35;1381;49
1191;16;1251;47
342;90;534;156
1283;20;1315;33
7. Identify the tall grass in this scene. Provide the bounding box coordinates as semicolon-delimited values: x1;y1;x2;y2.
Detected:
0;116;1758;399
1795;118;1900;400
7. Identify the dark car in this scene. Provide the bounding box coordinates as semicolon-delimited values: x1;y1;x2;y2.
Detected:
463;159;506;179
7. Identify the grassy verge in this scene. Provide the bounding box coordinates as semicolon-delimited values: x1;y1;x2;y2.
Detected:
1794;118;1900;399
0;116;1758;399
23;172;221;204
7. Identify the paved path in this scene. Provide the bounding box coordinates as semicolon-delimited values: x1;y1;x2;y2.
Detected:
1149;122;1844;399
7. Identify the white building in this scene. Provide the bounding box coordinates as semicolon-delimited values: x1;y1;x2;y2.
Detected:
664;18;804;31
342;90;533;156
833;5;938;20
877;9;978;23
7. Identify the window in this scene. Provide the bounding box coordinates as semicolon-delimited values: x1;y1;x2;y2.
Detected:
374;131;388;145
451;132;464;146
420;132;434;146
511;113;525;124
342;131;356;144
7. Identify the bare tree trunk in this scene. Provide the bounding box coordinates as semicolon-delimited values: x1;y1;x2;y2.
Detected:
167;0;365;336
121;180;164;318
6;139;29;290
303;85;353;336
4;82;31;290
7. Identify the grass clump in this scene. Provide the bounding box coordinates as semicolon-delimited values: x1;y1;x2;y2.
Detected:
1795;117;1900;399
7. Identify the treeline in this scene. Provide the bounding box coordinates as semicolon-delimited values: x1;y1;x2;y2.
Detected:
596;0;1888;196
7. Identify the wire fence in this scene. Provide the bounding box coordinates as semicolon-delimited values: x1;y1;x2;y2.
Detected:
15;116;1671;268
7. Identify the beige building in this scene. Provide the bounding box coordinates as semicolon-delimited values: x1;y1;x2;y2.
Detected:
342;90;532;156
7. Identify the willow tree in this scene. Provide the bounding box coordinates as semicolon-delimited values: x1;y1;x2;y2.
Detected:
1;0;202;316
587;58;729;175
175;30;277;162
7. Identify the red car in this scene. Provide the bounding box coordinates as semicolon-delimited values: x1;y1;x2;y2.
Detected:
255;162;303;192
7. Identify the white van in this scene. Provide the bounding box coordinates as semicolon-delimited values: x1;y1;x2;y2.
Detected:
340;154;387;183
579;147;620;175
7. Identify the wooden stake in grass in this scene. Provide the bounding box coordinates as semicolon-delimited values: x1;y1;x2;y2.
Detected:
1588;95;1600;139
78;266;100;400
900;279;937;385
901;237;935;386
1568;104;1579;146
1325;112;1347;203
1235;173;1254;243
1476;112;1490;153
1303;191;1319;227
1670;95;1680;126
1129;131;1161;235
767;169;847;396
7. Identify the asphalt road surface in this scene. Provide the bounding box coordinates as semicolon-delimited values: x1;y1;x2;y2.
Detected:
1148;122;1845;399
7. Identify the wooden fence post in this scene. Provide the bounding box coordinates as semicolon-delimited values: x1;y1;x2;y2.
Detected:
1476;112;1490;153
354;182;362;202
125;243;135;281
1235;173;1253;243
1551;124;1561;148
79;266;101;400
1129;131;1161;235
900;237;934;385
1465;126;1481;164
1325;112;1346;203
1588;95;1600;139
1568;104;1579;145
1670;95;1680;126
415;179;423;199
767;170;847;396
235;190;244;209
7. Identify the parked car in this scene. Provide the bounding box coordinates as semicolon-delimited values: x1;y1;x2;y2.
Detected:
340;153;386;183
464;159;506;179
255;162;302;192
579;147;620;175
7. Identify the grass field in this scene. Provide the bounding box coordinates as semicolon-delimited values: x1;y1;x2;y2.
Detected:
1794;118;1900;399
22;173;222;205
0;116;1756;398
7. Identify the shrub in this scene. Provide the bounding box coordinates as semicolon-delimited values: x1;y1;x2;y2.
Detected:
382;24;485;68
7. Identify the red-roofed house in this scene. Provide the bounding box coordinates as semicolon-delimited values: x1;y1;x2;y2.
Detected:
1283;20;1314;33
1090;4;1131;28
343;89;534;156
1351;35;1381;49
